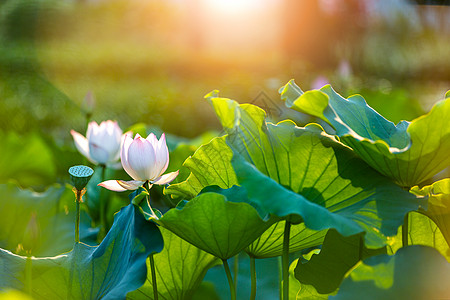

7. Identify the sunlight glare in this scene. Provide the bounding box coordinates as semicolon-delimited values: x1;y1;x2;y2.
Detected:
204;0;262;15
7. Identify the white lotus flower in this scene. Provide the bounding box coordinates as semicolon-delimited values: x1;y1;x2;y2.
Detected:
71;120;128;167
98;133;179;192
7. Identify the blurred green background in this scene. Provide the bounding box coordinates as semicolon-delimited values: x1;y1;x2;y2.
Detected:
0;0;449;188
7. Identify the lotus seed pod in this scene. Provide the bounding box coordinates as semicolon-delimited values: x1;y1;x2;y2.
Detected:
69;165;94;190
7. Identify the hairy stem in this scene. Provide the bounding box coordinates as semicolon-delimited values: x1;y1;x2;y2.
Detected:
233;254;239;293
223;259;236;300
402;212;409;247
145;181;158;219
250;255;257;300
278;256;283;300
25;255;32;296
282;221;291;300
75;190;82;243
149;254;158;300
99;165;107;239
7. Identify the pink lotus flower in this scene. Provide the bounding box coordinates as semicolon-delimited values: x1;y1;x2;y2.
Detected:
98;133;179;192
71;121;128;167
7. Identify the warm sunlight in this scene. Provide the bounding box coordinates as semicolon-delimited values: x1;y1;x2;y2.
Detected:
204;0;263;15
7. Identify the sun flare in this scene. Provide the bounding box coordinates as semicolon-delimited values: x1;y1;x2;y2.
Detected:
204;0;262;14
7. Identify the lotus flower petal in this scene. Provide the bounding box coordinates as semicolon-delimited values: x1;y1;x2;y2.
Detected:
155;133;169;176
72;121;125;166
89;141;111;165
70;130;96;164
121;134;139;179
146;133;158;147
98;180;145;192
127;137;156;180
117;180;146;191
98;180;127;192
152;171;179;185
103;131;178;194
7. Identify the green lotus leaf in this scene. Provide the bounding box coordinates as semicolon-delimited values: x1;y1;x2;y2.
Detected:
290;258;334;300
128;227;220;300
332;245;450;300
0;183;97;256
0;204;164;299
167;95;424;248
387;211;450;261
246;221;326;259
295;229;386;295
280;80;450;187
289;259;302;300
410;178;450;249
158;192;277;260
167;137;237;199
296;284;329;300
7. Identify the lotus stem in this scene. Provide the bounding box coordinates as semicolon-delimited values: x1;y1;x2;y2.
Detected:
358;234;364;261
402;212;409;247
25;255;32;296
223;259;236;300
149;254;158;300
250;255;256;300
282;220;291;300
233;254;239;293
75;189;82;243
278;256;283;300
99;164;107;239
145;181;158;219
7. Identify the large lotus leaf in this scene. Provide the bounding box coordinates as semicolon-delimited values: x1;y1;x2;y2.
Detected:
387;211;450;261
410;179;450;249
289;259;333;300
166;137;237;199
0;183;97;256
0;204;163;299
128;227;220;300
0;131;56;188
279;80;450;187
158;192;277;260
296;284;329;300
203;186;326;258
167;96;424;248
0;289;33;300
294;229;386;295
246;221;326;259
331;245;450;300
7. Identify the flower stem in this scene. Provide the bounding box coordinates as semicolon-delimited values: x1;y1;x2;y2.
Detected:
75;189;82;243
278;256;283;300
233;254;239;293
25;255;32;296
282;220;291;300
149;254;158;300
145;181;158;219
250;255;256;300
223;259;236;300
99;165;107;239
402;212;409;247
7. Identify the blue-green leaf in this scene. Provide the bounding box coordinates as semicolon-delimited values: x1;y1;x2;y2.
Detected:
410;178;450;250
128;227;220;299
0;204;164;299
167;95;424;248
280;80;450;187
158;192;277;260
